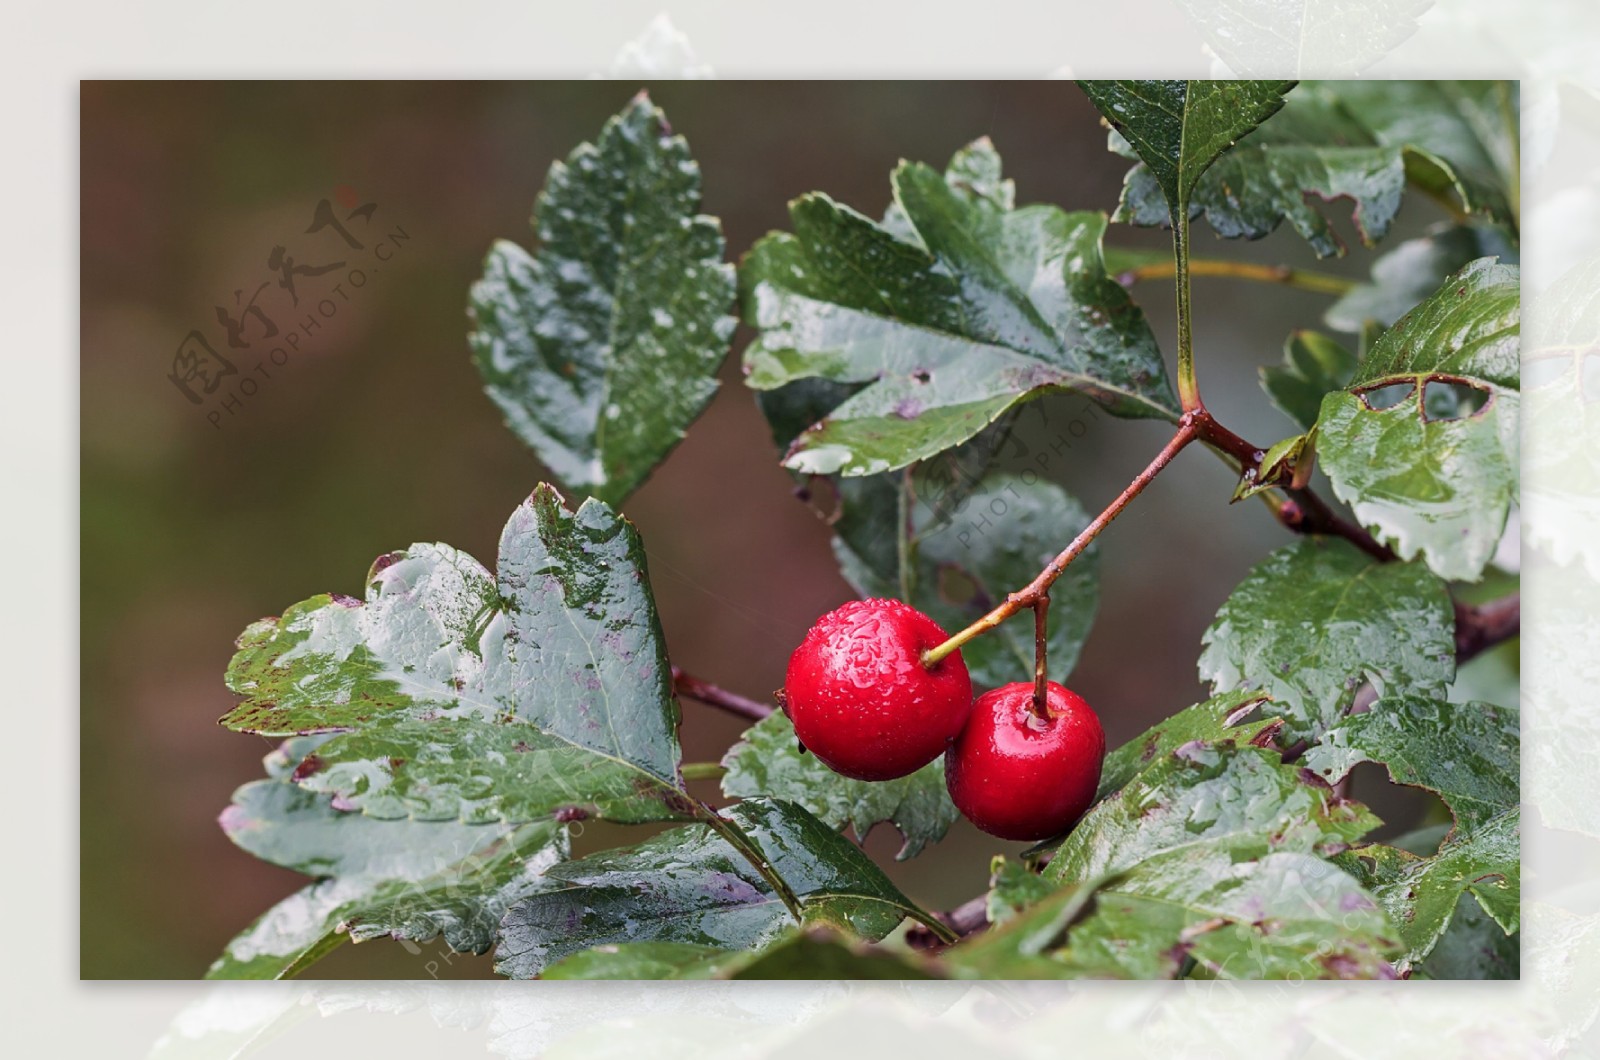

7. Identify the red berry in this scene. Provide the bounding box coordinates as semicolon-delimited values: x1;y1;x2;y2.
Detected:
783;599;972;781
946;681;1105;841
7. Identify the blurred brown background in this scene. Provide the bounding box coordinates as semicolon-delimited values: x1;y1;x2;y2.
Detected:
81;81;1453;978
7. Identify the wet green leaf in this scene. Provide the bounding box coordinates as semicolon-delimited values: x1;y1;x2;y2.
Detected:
985;855;1057;927
834;471;1100;690
944;876;1125;979
1305;696;1518;836
541;927;939;980
1079;80;1294;224
1315;258;1520;581
1064;850;1398;979
1197;538;1455;739
1326;223;1519;333
719;712;957;860
468;93;736;506
1414;893;1520;980
1048;744;1378;888
741;138;1177;477
1097;690;1278;800
495;799;929;978
1261;331;1357;431
1336;808;1519;969
1112;81;1518;258
207;742;569;979
220;485;691;825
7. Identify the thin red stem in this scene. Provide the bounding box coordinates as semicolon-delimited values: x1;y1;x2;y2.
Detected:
1031;594;1050;719
923;415;1202;667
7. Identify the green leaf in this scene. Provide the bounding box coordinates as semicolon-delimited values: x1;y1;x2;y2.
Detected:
1048;744;1377;888
207;743;569;979
985;855;1057;927
541;927;939;980
1304;696;1518;836
1314;258;1520;581
943;876;1125;979
468;93;737;507
719;712;957;860
1096;690;1278;801
1111;81;1518;258
1060;850;1398;979
1078;80;1295;225
1261;330;1357;431
494;799;928;978
740;138;1177;477
220;485;691;825
834;470;1101;689
1336;808;1519;968
1414;893;1519;980
1197;537;1455;739
1325;223;1519;333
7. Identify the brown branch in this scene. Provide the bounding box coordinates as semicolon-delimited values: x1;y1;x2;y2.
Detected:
906;894;989;951
1455;592;1520;663
671;667;773;722
1280;591;1521;762
1189;409;1395;561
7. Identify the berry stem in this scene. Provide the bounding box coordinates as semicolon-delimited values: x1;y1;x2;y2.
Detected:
1030;594;1050;720
922;415;1203;668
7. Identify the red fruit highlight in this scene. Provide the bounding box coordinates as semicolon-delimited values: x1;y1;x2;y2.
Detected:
946;681;1105;841
783;599;972;781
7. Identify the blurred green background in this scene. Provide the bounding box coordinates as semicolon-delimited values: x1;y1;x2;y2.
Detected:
82;81;1474;978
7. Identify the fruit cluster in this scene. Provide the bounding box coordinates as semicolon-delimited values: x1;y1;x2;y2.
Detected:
782;598;1105;841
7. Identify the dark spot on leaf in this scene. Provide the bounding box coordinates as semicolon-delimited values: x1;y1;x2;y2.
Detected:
370;551;402;575
1139;733;1160;763
330;593;361;607
1297;767;1332;790
912;369;931;384
388;757;406;770
290;754;324;782
1320;952;1367;978
1249;720;1285;748
1471;873;1506;885
554;806;590;823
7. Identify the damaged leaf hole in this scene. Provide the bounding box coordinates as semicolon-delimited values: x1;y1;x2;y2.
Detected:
1354;378;1491;421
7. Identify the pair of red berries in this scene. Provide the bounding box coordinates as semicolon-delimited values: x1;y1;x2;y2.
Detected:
782;598;1105;842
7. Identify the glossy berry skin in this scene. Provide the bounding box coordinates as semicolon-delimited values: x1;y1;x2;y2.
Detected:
946;681;1105;841
783;599;972;781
